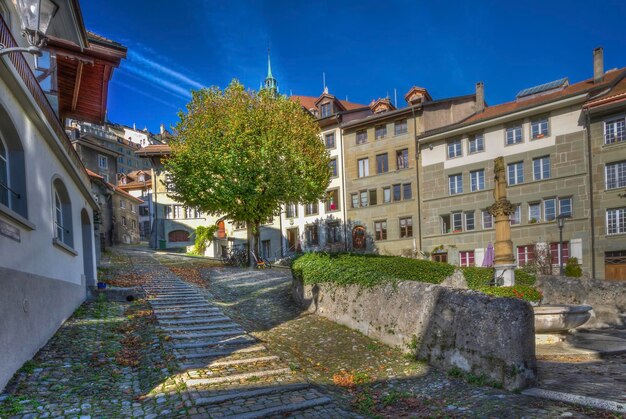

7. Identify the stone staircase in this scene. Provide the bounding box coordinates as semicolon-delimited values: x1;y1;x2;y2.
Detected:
142;265;358;418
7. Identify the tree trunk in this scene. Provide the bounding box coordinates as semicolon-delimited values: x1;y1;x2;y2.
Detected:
247;223;255;268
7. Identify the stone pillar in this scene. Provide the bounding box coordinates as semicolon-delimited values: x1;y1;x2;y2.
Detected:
488;157;516;286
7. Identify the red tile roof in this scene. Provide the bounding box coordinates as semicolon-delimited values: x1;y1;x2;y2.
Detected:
107;182;144;203
290;95;366;111
137;144;171;156
85;169;103;179
585;76;626;108
462;69;626;124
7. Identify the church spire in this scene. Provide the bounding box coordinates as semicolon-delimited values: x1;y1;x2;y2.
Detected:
263;48;278;96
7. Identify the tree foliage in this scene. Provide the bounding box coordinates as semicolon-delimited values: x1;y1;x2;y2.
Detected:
165;80;330;231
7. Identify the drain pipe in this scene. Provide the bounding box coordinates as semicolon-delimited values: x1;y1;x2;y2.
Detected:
411;105;423;253
584;108;596;277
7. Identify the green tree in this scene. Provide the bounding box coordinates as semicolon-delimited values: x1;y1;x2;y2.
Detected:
165;80;330;264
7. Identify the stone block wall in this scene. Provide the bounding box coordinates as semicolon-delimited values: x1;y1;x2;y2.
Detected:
292;276;536;390
536;276;626;327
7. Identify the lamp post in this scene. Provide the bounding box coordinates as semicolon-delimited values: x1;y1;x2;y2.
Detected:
0;0;58;57
557;214;569;275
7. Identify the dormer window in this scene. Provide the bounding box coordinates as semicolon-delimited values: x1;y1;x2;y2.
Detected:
138;174;145;182
320;103;332;118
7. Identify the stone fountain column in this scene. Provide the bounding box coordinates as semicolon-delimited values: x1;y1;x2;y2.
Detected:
487;157;516;286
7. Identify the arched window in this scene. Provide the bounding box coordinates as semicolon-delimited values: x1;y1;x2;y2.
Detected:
352;226;366;250
168;230;190;242
0;105;27;218
52;178;73;248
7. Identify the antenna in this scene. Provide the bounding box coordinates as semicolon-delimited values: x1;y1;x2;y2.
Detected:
290;89;293;96
346;96;349;101
322;72;326;92
394;88;398;107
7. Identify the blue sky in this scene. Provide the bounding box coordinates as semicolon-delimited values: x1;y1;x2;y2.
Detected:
81;1;626;133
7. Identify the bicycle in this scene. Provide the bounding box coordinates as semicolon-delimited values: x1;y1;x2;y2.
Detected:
250;250;272;269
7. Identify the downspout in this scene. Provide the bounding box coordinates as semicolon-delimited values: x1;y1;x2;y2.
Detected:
411;105;423;253
584;108;596;277
151;162;158;250
279;209;284;258
336;115;349;251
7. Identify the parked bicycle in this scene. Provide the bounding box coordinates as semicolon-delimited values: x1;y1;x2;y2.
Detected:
250;250;272;269
220;247;249;267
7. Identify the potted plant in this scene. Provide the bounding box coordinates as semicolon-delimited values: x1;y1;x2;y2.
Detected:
529;218;537;224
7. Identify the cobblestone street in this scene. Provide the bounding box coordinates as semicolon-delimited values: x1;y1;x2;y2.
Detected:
0;247;623;418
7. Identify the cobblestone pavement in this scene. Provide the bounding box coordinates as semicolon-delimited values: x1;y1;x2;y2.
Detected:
1;246;622;418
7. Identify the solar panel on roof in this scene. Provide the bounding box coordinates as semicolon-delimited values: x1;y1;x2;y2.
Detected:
516;78;569;99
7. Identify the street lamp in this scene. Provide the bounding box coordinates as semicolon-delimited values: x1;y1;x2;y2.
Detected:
0;0;58;57
556;214;569;275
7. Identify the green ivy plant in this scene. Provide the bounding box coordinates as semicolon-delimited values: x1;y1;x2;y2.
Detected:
192;225;218;255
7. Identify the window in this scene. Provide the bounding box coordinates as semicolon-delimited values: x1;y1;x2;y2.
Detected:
120;199;126;209
482;210;493;229
0;129;27;217
360;190;368;207
607;207;626;235
544;198;556;222
329;158;338;177
172;205;183;219
441;214;450;234
374;220;387;240
98;154;108;169
402;183;412;200
470;169;485;192
165;206;172;219
304;202;318;216
517;245;535;267
464;211;475;231
459;251;475;267
399;217;413;238
510;205;521;225
305;225;319;246
533;156;551;180
357;158;369;178
449;174;463;195
325;133;335;149
531;117;549;139
0;138;7;207
131;204;136;213
376;153;389;174
131;219;137;229
529;202;541;223
369;189;377;206
394;119;408;135
326;189;339;211
118;156;124;164
447;139;462;159
559;197;572;217
356;130;368;144
286;203;298;218
327;221;341;244
452;212;463;232
550;242;569;265
506;125;523;145
383;187;391;203
121;216;127;227
396;149;409;170
392;184;401;201
375;124;387;139
606;161;626;190
351;193;359;208
233;221;247;230
507;162;524;185
468;133;484;154
320;103;331;118
52;179;73;248
604;118;625;144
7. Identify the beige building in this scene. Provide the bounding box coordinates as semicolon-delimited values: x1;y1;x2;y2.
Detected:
584;73;626;279
342;87;478;255
417;50;625;278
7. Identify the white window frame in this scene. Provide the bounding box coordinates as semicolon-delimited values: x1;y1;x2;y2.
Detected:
470;169;485;192
606;207;626;235
459;250;475;267
559;197;572;217
605;161;626;190
482;210;493;229
375;124;387;140
530;117;549;139
447;139;462;159
394;119;408;136
464;211;475;231
452;212;463;232
449;174;463;195
533;156;551;180
357;158;369;178
505;125;523;145
544;198;556;222
0;136;9;207
510;205;521;225
54;190;64;242
507;162;524;185
529;202;541;223
98;154;108;169
468;133;484;154
604;117;625;145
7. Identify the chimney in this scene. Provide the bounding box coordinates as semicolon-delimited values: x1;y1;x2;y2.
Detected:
475;82;485;113
593;47;604;83
160;123;165;134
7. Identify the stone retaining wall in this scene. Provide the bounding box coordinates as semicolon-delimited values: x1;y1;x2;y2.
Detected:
536;276;626;328
292;276;536;391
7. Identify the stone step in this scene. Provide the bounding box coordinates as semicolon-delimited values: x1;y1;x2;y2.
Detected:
172;335;255;349
152;306;220;313
228;396;333;419
182;355;280;371
194;383;309;406
161;323;239;332
150;299;208;306
169;329;245;340
159;314;230;326
156;312;226;320
176;344;267;360
184;368;292;387
149;292;201;297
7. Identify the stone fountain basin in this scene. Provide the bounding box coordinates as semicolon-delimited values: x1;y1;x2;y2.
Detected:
533;304;592;333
